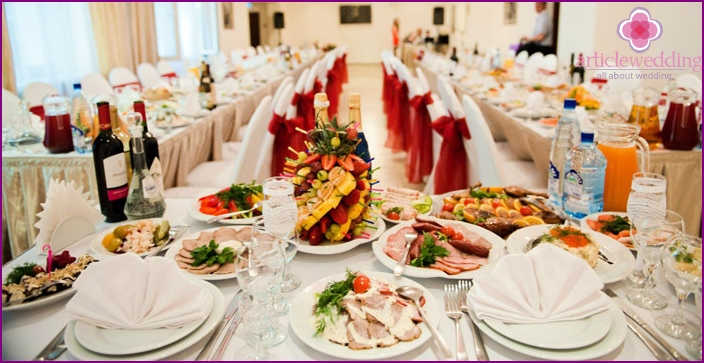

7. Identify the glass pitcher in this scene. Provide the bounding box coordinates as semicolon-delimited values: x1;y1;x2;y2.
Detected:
662;87;699;150
595;122;650;212
42;95;74;153
628;87;661;150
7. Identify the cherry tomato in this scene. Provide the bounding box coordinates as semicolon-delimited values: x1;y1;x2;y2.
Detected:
442;203;454;212
491;200;502;209
353;275;371;294
387;212;400;220
451;231;464;240
32;265;45;275
462;198;472;206
440;226;456;237
519;206;533;216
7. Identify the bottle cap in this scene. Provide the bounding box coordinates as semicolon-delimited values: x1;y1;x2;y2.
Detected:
563;98;577;109
73;83;82;91
581;132;594;143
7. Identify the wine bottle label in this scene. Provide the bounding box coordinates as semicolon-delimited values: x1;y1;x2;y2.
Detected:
149;158;165;196
142;175;159;199
103;153;129;201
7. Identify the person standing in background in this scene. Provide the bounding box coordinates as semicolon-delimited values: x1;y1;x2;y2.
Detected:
392;18;400;55
517;2;554;55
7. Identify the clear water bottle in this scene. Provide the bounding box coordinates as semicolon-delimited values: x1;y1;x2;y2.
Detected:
563;130;607;219
548;98;580;209
71;83;93;153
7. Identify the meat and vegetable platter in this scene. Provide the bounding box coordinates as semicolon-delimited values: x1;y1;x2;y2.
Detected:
372;216;506;279
289;270;440;360
432;183;564;238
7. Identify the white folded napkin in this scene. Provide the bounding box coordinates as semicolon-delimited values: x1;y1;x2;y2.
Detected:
218;77;240;95
525;91;545;111
66;254;213;330
468;243;609;324
177;93;203;117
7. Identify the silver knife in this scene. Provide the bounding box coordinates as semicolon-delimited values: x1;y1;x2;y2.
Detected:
33;325;67;361
195;289;244;360
624;315;673;360
604;289;687;360
211;297;246;361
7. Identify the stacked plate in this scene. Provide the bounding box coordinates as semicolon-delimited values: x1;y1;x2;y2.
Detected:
468;296;627;360
64;279;224;360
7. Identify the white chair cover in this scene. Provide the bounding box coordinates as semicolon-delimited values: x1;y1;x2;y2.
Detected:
263;45;272;53
676;73;702;96
109;67;140;91
81;73;115;99
137;63;165;89
156;60;177;77
23;82;59;107
294;68;309;95
271;76;294;113
255;84;294;182
540;54;558;74
515;50;529;67
2;88;22;116
304;61;320;93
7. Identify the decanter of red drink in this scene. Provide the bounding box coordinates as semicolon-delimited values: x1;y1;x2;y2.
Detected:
42;95;74;153
661;87;699;150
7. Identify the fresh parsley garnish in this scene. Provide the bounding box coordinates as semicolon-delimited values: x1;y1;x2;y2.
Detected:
410;233;450;267
190;240;235;267
388;206;403;214
313;269;357;335
6;262;39;285
600;215;631;234
215;181;263;214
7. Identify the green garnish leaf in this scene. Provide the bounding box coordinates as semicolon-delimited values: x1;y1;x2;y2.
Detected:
600;215;631;234
190;240;235;267
6;262;40;285
215;181;263;215
410;233;450;267
313;269;357;335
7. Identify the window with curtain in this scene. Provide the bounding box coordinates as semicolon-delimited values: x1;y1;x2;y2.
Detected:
154;2;219;68
5;2;99;96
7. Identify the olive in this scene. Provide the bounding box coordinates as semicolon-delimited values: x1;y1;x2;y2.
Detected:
113;225;134;239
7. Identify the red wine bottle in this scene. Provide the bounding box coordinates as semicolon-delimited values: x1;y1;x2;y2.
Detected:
131;101;160;169
92;101;128;222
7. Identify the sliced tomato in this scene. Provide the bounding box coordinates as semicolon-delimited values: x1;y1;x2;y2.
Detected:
227;200;237;212
199;206;217;215
214;209;230;216
442;203;454;212
440;225;456;237
451;231;464;240
386;212;400;220
200;195;220;208
215;200;225;210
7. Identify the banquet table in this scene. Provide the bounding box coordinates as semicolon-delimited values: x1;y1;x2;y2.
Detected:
1;55;321;260
2;198;700;361
419;64;703;237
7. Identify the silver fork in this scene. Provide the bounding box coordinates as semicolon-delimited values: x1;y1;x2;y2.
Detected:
445;284;468;360
458;280;489;361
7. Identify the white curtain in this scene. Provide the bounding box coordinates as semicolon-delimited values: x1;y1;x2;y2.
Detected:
4;2;99;96
176;2;219;67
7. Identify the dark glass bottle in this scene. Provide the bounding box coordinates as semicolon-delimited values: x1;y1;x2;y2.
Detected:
199;61;213;93
131;101;160;170
92;102;128;222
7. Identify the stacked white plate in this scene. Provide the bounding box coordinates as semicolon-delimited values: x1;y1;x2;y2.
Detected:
64;279;224;360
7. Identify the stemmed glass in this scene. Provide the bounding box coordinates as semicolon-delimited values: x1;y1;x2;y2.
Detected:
626;210;684;310
261;176;300;292
235;238;287;359
656;234;702;340
625;172;667;289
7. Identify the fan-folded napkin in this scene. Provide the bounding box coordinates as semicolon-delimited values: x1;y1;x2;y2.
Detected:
66;254;213;330
177;93;203;117
468;243;609;323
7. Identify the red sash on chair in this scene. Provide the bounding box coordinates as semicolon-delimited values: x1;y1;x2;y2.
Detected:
326;67;342;119
385;78;409;153
29;105;45;120
537;68;556;76
340;54;348;84
431;114;472;194
161;72;178;80
113;82;142;93
406;92;434;183
268;113;305;176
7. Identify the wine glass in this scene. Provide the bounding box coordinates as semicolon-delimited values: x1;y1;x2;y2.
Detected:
625;172;667;289
656;234;702;340
235;239;287;355
626;210;684;310
261;176;300;292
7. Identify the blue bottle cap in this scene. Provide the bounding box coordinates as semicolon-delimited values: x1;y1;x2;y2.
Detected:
73;83;82;90
564;98;577;109
581;132;594;143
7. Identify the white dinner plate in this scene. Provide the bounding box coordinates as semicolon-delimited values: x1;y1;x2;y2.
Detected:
154;116;192;129
471;299;627;360
188;200;259;225
506;225;635;284
90;218;177;258
289;271;440;360
373;192;433;225
483;294;613;350
580;212;634;251
297;214;386;255
511;107;557;119
64;278;224;360
372;217;506;280
74;282;214;355
486;97;508;105
164;226;250;281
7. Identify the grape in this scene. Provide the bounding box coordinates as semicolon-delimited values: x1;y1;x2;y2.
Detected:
317;170;328;181
330;223;341;234
312;179;323;190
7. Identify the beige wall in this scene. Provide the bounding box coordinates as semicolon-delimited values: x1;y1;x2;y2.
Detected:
462;2;537;55
217;2;251;55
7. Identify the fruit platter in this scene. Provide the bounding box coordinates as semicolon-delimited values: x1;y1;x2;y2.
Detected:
289;108;379;250
373;186;433;223
188;182;264;225
432;183;564;238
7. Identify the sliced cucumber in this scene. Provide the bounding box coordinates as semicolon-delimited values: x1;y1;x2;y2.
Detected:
154;220;170;246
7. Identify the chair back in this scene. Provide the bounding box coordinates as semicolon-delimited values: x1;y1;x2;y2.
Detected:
415;67;431;94
676;73;702;96
156;60;177;78
256;45;265;55
304;61;320;93
294;68;309;95
2;88;22;116
137;63;163;89
436;76;463;119
263;45;272;53
540;54;558;74
81;73;115;99
271;76;294;112
515;50;529;67
255;85;294;181
462;95;503;186
109;67;141;91
229;95;273;184
23;82;59;107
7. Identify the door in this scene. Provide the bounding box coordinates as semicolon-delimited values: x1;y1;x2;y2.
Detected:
249;12;261;47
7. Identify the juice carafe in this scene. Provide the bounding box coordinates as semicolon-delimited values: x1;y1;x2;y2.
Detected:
595;122;650;212
628;87;660;150
661;87;699;150
42;95;74;153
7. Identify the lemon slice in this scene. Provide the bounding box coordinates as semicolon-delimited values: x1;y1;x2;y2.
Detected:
522;216;545;225
513;219;530;227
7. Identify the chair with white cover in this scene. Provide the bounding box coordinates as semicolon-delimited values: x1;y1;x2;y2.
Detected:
22;82;59;108
2;88;22;117
246;46;257;57
524;52;544;83
109;67;141;92
137;63;165;89
263;45;272;53
539;54;558;74
422;96;449;195
271;76;294;114
294;68;309;99
260;83;295;179
182;95;274;189
515;50;529;67
156;60;178;79
256;46;265;55
675;73;702;96
230;49;245;64
81;73;115;99
304;61;321;94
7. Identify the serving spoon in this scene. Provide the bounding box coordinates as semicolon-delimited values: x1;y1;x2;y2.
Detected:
393;233;418;277
396;286;452;358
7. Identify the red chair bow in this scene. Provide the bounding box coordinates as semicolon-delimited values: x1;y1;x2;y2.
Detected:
326;67;343;119
268;113;305;176
113;82;142;92
161;72;178;80
340;54;348;84
431;114;472;194
406;92;434;183
537;68;556;76
385;78;409;153
290;92;302;106
29;105;45;120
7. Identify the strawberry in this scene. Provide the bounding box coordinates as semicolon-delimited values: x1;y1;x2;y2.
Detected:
352;160;370;176
342;189;361;206
319;215;332;234
356;179;367;191
329;205;349;225
308;224;323;246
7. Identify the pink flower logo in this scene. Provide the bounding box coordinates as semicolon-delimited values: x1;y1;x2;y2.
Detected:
618;7;662;53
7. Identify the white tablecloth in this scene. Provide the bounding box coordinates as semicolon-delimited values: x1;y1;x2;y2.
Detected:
2;198;699;360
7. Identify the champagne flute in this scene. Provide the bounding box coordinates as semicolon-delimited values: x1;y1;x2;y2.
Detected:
262;176;300;292
626;210;684;310
625;172;667;289
235;238;287;354
656;234;702;340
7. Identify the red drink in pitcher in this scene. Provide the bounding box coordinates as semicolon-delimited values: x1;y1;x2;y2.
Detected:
661;88;699;150
42;95;74;153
